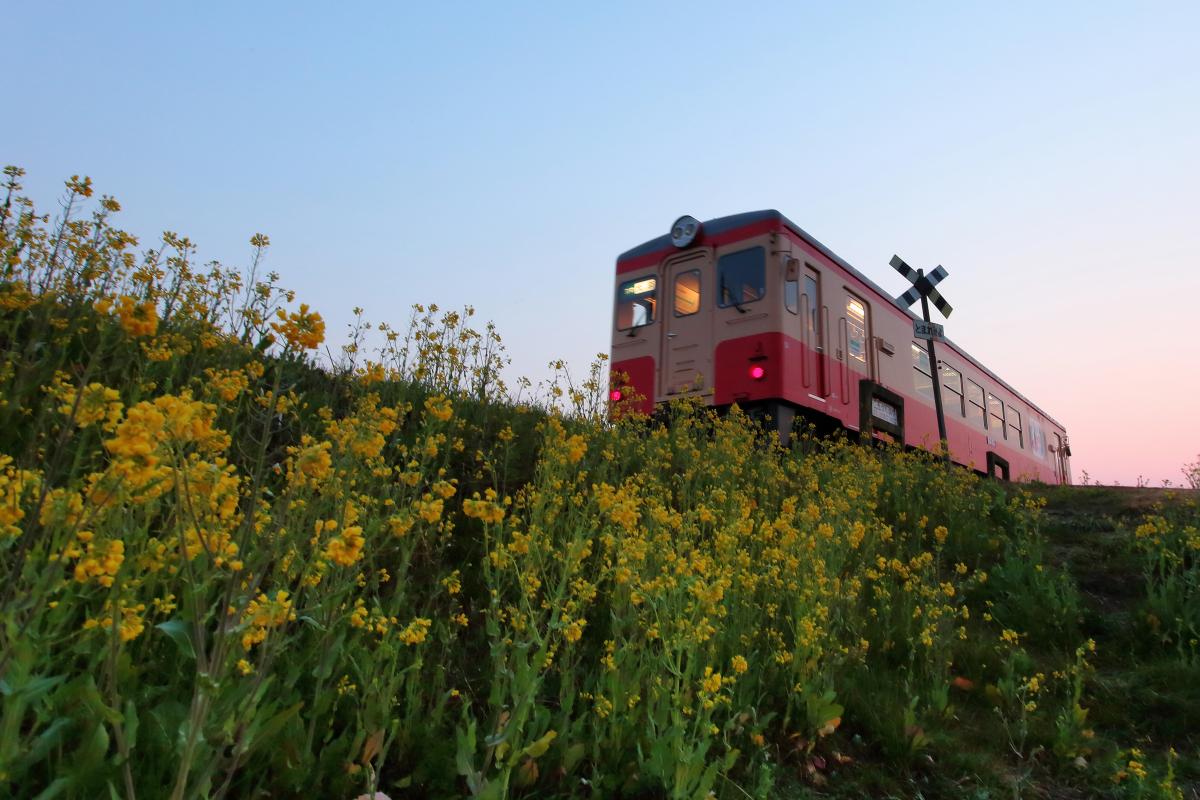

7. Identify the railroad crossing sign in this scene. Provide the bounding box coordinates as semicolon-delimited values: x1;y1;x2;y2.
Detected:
890;253;955;463
891;256;953;318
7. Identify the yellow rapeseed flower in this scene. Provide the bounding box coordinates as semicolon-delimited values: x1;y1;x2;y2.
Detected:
271;303;325;350
398;617;432;645
116;295;158;337
325;525;365;566
424;395;453;423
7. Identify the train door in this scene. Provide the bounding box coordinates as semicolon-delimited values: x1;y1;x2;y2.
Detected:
662;250;713;397
840;290;871;406
801;267;826;397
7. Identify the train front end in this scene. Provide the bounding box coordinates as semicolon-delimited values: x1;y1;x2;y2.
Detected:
609;212;790;426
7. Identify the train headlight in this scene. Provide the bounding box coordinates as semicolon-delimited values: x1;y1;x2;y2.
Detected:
670;215;701;248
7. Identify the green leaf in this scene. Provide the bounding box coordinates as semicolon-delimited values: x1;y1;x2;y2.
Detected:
147;701;188;756
74;721;111;775
455;720;478;789
562;742;586;773
244;701;303;758
520;729;556;760
12;674;66;702
695;759;720;799
478;781;505;800
312;632;345;680
31;777;70;800
24;718;74;766
123;699;139;752
155;619;196;660
79;677;123;726
297;614;326;631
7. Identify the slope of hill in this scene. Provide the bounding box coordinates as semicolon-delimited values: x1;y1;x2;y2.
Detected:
1;169;1196;799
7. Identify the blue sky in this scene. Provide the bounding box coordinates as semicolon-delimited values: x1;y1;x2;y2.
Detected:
8;2;1200;484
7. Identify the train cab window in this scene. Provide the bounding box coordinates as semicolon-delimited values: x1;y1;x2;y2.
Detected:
987;393;1006;439
912;344;934;399
674;270;701;316
785;276;799;314
717;247;765;308
1010;408;1023;448
616;276;657;330
941;363;965;416
967;381;986;428
846;295;867;364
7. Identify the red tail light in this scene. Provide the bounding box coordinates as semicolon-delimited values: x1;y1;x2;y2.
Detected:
610;389;623;402
749;365;765;380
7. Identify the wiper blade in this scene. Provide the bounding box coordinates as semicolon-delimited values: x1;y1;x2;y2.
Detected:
721;279;748;313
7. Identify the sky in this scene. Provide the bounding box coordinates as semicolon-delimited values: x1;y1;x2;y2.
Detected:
7;2;1199;485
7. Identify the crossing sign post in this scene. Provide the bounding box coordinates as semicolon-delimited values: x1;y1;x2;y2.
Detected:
891;255;953;462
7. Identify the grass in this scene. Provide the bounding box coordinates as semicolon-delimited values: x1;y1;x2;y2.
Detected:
772;485;1200;799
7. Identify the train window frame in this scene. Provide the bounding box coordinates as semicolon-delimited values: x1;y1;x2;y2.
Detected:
987;392;1006;439
803;270;820;344
1010;407;1023;448
940;363;965;416
615;276;657;331
717;246;766;309
846;293;868;364
785;275;799;314
911;343;934;400
967;380;986;429
673;269;701;317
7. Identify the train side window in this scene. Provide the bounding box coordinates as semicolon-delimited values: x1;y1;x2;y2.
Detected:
940;363;965;416
785;276;799;314
804;272;819;337
616;276;657;330
987;393;1006;439
912;343;933;399
1010;408;1023;448
717;247;765;308
967;381;986;428
846;295;867;364
1029;418;1046;457
674;270;701;316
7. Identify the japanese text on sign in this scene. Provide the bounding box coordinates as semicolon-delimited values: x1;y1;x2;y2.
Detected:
913;319;944;341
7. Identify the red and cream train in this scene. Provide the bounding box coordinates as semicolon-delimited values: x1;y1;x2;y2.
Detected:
609;211;1072;484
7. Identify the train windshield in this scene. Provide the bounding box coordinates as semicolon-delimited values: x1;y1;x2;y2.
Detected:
616;276;657;330
717;247;765;307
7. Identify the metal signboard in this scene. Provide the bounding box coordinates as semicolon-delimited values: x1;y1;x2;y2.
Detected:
871;396;900;426
913;319;944;341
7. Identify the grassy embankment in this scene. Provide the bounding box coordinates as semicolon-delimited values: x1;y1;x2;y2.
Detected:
0;168;1196;799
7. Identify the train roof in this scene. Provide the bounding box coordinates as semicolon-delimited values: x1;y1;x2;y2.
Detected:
616;209;1066;431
